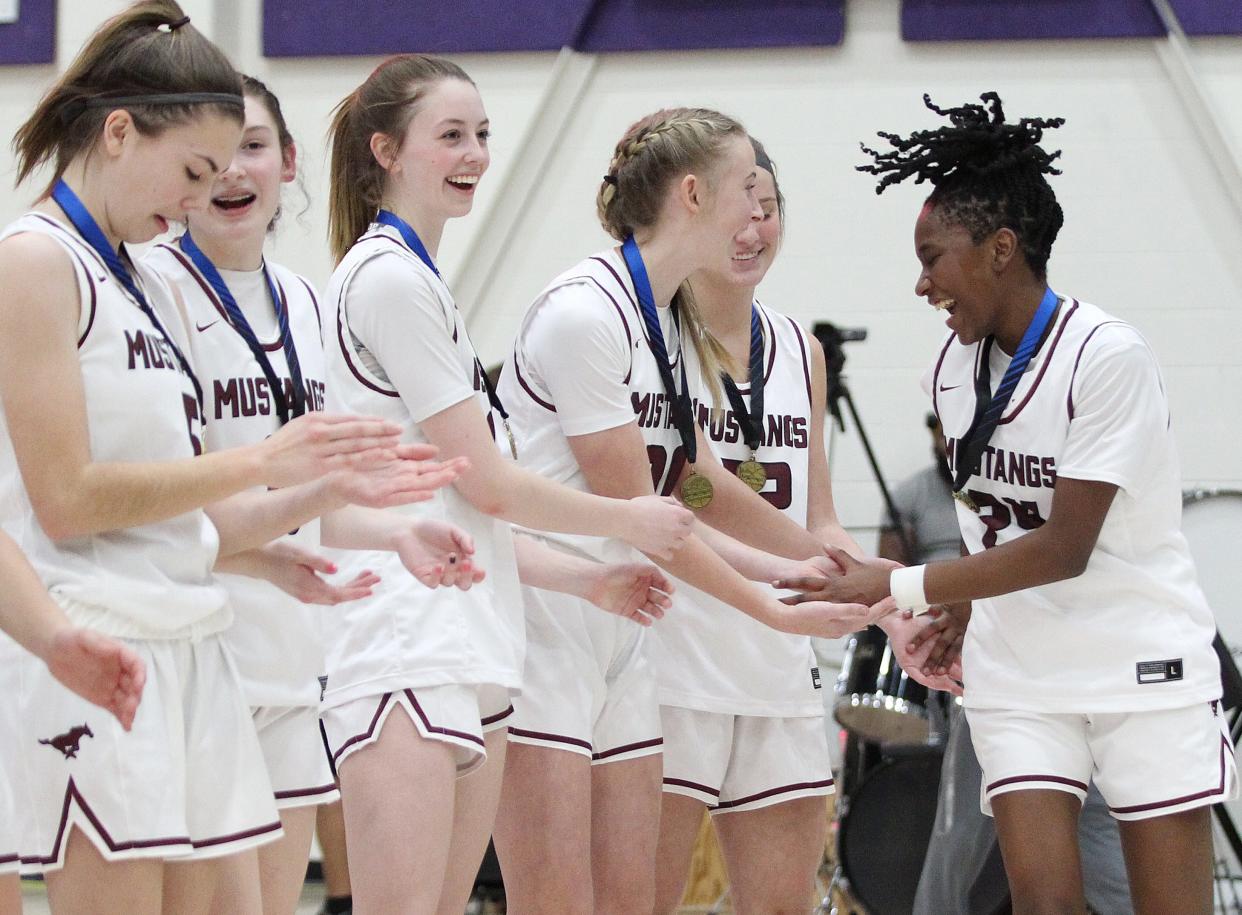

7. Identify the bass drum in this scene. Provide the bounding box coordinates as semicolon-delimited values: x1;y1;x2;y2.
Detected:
1183;490;1242;657
837;752;942;915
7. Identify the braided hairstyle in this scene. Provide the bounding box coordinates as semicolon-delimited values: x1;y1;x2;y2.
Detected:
598;107;748;392
858;92;1066;277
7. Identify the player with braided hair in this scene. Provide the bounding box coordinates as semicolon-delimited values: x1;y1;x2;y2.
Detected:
493;108;911;913
780;92;1229;914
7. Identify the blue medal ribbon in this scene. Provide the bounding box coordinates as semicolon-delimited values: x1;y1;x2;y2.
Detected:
374;209;514;454
952;286;1059;501
719;304;765;454
178;230;306;425
50;179;204;417
620;235;699;467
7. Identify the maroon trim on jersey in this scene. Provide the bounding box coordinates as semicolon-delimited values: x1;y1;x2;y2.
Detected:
1066;318;1128;420
663;777;721;797
712;777;835;811
591;736;663;762
481;704;515;727
985;773;1089;794
262;281;289;352
997;300;1078;426
582;261;639;385
298;276;323;336
21;776;194;866
508;726;593;752
1108;733;1233;816
731;302;778;394
513;354;556;412
160;243;288;353
592;253;683;372
334;287;399;399
785;314;814;408
929;332;956;421
274;782;338;801
27;215;99;347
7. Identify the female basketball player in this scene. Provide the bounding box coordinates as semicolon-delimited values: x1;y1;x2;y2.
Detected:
0;530;147;915
492;110;906;915
321;55;698;915
649;138;869;915
141;74;491;915
782;92;1228;915
0;5;419;913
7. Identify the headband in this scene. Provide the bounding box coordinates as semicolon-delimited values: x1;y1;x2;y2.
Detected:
60;91;244;125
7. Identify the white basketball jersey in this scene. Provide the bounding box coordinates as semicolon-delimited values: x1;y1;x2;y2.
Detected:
144;243;327;707
319;223;523;706
499;247;686;564
652;302;823;716
929;298;1219;713
0;213;226;638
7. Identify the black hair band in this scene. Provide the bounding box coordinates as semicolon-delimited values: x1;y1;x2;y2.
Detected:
60;91;244;126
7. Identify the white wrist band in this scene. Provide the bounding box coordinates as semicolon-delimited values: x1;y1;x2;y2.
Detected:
890;565;931;615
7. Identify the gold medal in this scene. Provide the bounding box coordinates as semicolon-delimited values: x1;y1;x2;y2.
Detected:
953;490;979;513
681;471;714;510
501;418;518;460
737;458;766;492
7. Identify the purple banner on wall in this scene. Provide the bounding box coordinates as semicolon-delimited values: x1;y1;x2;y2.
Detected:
263;0;843;57
576;0;844;52
1170;0;1242;35
263;0;595;57
0;0;55;65
901;0;1165;41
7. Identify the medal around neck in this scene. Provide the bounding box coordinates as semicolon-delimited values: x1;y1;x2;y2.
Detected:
953;489;980;513
681;470;714;509
721;304;768;494
737;457;767;492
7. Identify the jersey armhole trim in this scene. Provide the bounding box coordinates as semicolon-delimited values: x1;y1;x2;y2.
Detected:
334;257;399;399
785;314;813;409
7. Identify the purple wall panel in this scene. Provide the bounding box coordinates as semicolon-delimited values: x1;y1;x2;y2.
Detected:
576;0;844;52
263;0;594;57
1170;0;1242;36
901;0;1165;41
0;0;55;65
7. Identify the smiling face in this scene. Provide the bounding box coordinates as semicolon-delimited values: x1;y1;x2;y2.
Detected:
701;165;780;289
189;95;295;249
106;109;241;243
688;133;762;273
913;201;1006;345
378;77;490;223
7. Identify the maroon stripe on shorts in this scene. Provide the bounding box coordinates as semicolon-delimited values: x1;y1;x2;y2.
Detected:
330;692;393;764
481;704;514;727
663;777;721;798
274;782;339;801
986;774;1089;794
401;689;485;748
591;737;663;761
190;819;283;849
507;726;593;752
22;777;193;866
1109;734;1232;815
713;777;835;811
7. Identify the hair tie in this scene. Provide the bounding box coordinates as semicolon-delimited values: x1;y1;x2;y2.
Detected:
600;177;618;206
602;174;618;186
158;15;191;33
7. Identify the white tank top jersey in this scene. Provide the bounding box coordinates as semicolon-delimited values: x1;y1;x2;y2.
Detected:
928;297;1219;713
498;247;685;565
144;242;327;708
319;222;523;706
652;301;823;717
0;213;226;639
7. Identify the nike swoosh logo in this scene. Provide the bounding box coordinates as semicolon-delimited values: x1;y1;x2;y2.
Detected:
196;320;219;333
939;383;962;392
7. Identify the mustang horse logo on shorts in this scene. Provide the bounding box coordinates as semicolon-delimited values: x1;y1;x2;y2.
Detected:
38;723;94;759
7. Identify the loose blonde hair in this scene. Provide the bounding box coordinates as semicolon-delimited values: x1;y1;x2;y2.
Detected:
597;108;748;394
326;54;473;263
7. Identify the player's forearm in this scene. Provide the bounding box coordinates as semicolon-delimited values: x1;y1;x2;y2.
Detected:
512;533;600;599
0;532;72;663
208;477;344;558
34;447;265;543
812;521;863;559
649;534;779;626
320;504;413;552
694;521;791;582
693;461;820;560
467;461;638;544
924;527;1087;605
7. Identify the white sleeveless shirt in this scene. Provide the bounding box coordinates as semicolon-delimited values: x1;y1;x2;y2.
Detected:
144;241;326;706
652;301;823;716
319;222;523;706
0;213;226;638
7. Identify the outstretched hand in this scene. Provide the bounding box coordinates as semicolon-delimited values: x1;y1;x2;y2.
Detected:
393;519;487;590
327;450;469;510
767;594;896;639
583;561;674;627
249;541;381;605
880;608;965;696
43;627;147;731
774;546;895;607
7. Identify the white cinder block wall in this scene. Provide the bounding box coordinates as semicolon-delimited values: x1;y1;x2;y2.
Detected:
2;1;1240;652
